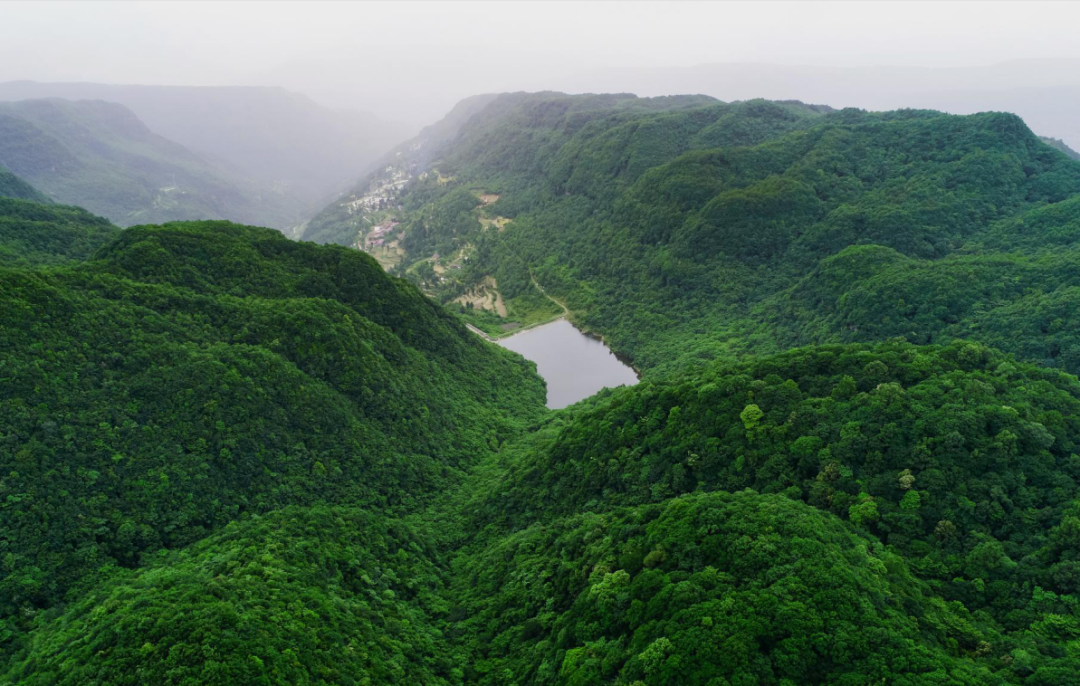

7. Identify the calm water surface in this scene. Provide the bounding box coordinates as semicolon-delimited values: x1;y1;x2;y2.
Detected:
498;319;639;409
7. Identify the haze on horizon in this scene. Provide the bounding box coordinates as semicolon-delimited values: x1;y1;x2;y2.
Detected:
5;0;1080;135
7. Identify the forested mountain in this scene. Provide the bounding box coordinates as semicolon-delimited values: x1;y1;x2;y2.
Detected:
0;98;304;228
1042;136;1080;160
0;166;48;203
11;88;1080;685
0;81;410;209
444;340;1080;684
299;93;502;245
303;92;737;247
314;92;1080;378
0;197;117;266
0;202;545;671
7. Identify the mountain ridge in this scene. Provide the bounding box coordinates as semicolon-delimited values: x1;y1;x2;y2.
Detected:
8;89;1080;683
324;92;1080;380
0;97;304;227
0;80;412;209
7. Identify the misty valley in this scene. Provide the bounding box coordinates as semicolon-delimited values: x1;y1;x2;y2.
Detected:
9;2;1080;685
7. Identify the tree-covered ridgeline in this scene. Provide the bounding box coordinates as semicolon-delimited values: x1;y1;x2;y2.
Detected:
0;99;304;229
326;93;1080;375
0;214;545;659
10;93;1080;683
0;197;118;266
0;167;49;204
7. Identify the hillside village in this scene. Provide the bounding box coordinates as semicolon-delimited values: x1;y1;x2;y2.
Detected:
335;159;414;268
321;134;522;330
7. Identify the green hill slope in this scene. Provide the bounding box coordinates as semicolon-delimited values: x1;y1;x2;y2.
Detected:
13;93;1080;685
0;99;302;228
328;93;1080;378
9;492;1009;686
449;340;1080;683
12;338;1080;683
0;217;545;657
453;490;1003;685
0;166;48;203
4;507;455;686
0;197;118;266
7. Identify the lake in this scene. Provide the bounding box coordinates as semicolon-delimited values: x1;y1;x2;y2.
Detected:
497;318;639;409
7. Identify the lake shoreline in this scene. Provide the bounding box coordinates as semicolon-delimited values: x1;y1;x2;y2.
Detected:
474;311;566;342
483;318;641;409
471;315;642;380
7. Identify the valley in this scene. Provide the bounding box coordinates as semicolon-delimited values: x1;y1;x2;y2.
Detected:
0;84;409;231
0;81;409;209
313;94;1080;384
8;78;1080;684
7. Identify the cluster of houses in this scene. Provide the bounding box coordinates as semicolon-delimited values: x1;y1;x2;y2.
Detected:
365;219;400;248
345;167;412;215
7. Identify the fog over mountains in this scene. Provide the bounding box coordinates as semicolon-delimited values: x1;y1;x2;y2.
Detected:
564;60;1080;148
255;56;1080;150
4;57;1080;232
0;81;409;207
10;3;1080;683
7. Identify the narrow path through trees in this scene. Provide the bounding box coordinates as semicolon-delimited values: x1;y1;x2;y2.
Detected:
530;272;569;316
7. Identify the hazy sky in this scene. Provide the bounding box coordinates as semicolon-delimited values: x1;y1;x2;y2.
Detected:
4;1;1080;127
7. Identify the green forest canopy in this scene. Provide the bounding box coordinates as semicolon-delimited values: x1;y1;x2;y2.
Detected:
0;196;118;266
0;213;544;664
328;93;1080;381
7;95;1080;684
0;167;49;204
11;339;1080;684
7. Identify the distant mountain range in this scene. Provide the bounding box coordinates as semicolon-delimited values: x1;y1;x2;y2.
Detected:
0;81;411;226
0;164;49;203
248;56;1080;152
0;98;304;227
10;88;1080;682
563;59;1080;149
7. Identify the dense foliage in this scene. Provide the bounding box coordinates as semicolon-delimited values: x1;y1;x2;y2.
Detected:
448;341;1080;683
454;491;1003;685
0;215;544;658
14;329;1080;682
1040;136;1080;161
0;197;118;266
0;167;48;203
12;92;1080;684
5;507;456;686
324;93;1080;377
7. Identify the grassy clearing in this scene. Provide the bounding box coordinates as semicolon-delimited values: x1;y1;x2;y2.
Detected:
454;291;565;339
369;244;405;270
479;216;511;231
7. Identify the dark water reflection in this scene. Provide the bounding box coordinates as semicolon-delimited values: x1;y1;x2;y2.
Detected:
497;319;639;409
